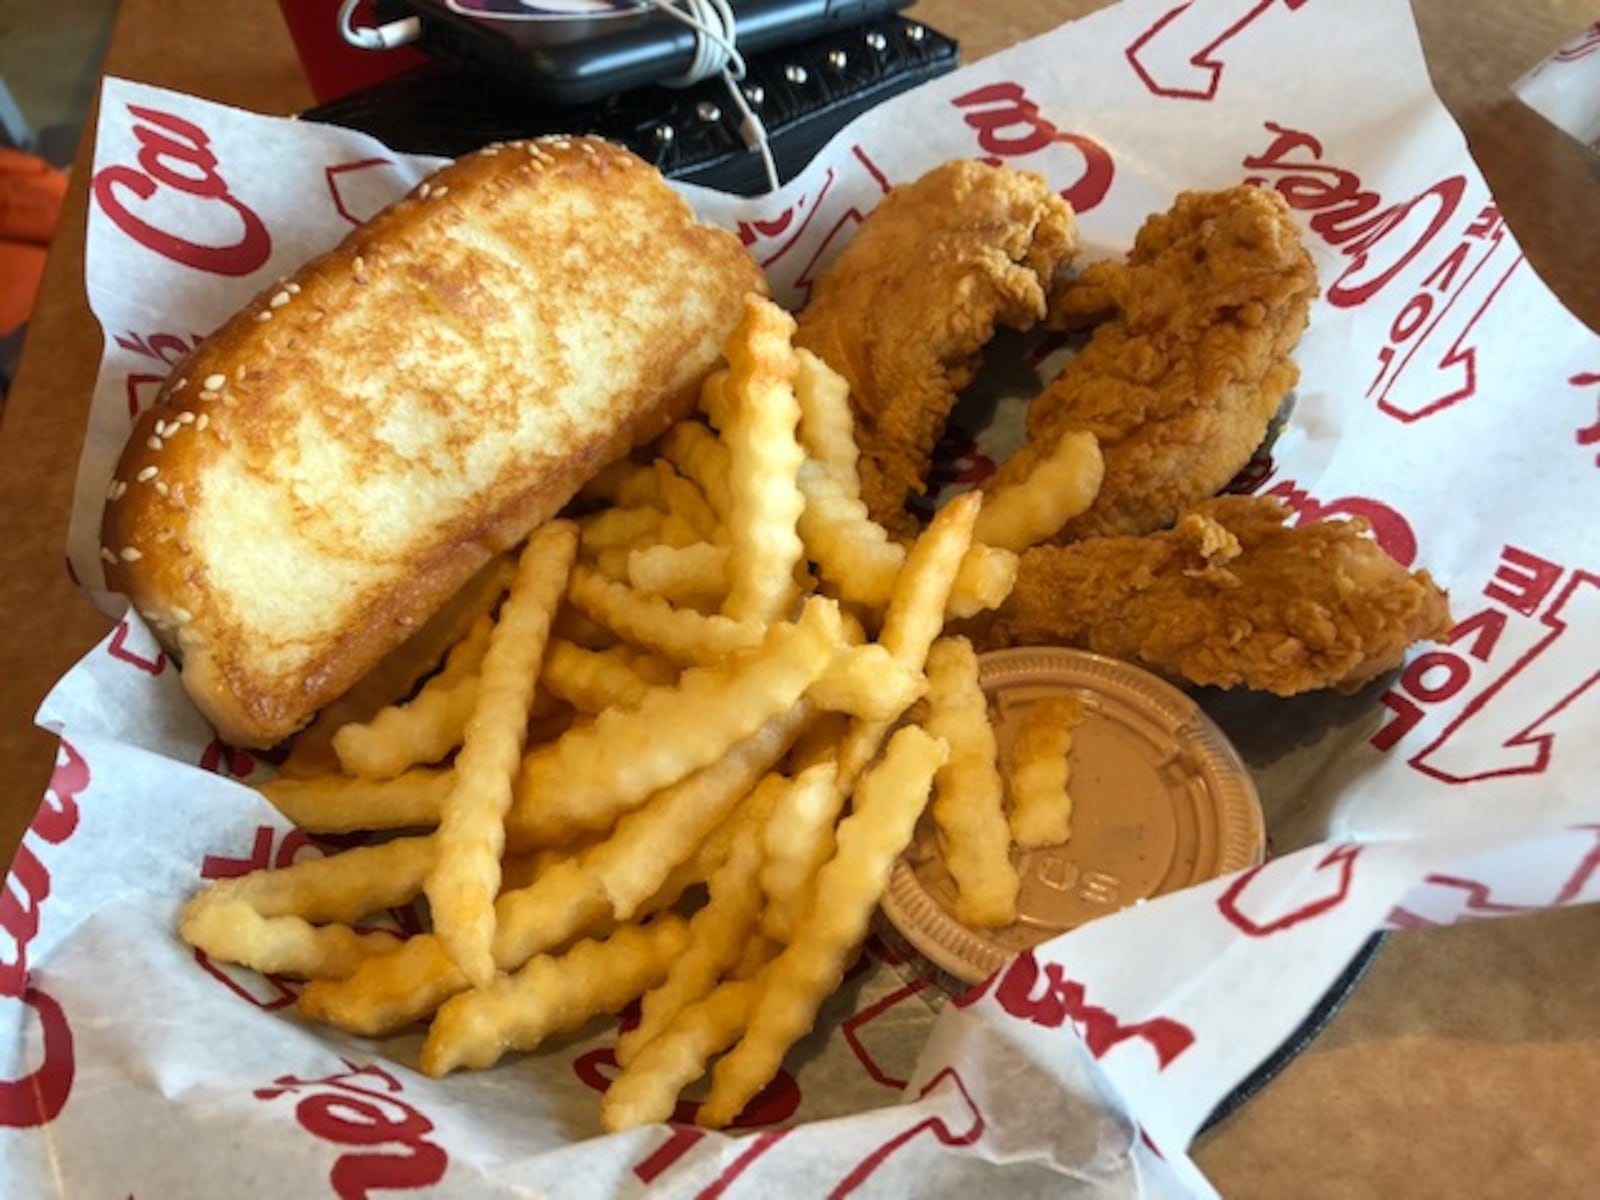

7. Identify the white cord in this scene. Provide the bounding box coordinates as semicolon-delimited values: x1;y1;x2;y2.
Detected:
647;0;781;193
337;0;422;51
335;0;777;194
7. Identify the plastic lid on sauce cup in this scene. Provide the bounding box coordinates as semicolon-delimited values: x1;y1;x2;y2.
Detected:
881;647;1265;985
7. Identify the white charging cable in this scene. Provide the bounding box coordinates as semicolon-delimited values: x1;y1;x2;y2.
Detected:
336;0;779;193
647;0;781;193
337;0;423;51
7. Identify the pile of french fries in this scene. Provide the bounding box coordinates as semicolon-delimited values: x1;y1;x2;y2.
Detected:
179;294;1100;1131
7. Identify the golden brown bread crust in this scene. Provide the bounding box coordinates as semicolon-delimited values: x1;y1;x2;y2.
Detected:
102;136;764;748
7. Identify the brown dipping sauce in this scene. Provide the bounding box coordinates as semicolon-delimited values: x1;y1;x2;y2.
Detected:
882;647;1265;984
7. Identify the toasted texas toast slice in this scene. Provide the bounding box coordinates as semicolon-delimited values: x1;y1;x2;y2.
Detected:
102;136;764;748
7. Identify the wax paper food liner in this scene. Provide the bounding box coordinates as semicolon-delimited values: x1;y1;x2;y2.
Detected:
8;0;1600;1195
1514;20;1600;153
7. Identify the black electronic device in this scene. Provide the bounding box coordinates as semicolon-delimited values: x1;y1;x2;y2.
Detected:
306;14;957;194
376;0;914;106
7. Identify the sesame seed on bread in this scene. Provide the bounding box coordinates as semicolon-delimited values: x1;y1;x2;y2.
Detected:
101;136;764;748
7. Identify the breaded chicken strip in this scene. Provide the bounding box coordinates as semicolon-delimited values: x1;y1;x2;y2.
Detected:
989;186;1318;541
796;160;1078;537
959;496;1451;696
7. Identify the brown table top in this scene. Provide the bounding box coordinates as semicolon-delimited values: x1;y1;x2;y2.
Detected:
3;1;1597;1195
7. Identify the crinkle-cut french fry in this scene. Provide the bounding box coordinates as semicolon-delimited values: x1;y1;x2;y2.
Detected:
975;430;1104;552
593;547;633;583
186;835;437;924
792;340;901;609
924;638;1018;928
298;863;610;1038
499;847;568;893
627;542;729;608
428;521;577;987
794;348;859;477
488;857;615;966
786;710;850;775
758;763;844;945
790;345;1012;618
615;824;765;1068
501;827;705;974
549;603;618;651
698;725;947;1128
297;932;468;1035
525;706;582;751
660;514;704;549
659;419;733;517
1007;695;1084;849
259;767;453;833
797;459;904;607
615;645;680;687
281;557;514;779
539;639;654;715
792;338;897;609
700;367;731;431
579;506;665;554
181;899;401;980
582;703;812;918
797;462;1014;620
514;600;841;846
332;676;477;779
949;543;1019;618
721;296;807;625
567;564;763;666
691;769;789;883
578;458;661;509
808;643;924;721
421;915;690;1076
328;612;492;779
295;850;702;1039
837;493;980;789
878;491;981;665
734;936;777;978
601;977;759;1132
655;460;723;544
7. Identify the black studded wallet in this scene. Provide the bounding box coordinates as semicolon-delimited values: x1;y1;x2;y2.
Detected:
302;15;958;196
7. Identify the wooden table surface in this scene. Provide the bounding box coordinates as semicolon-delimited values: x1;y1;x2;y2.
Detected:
2;1;1597;1195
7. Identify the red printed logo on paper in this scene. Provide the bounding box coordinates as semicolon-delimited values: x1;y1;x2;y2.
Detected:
1570;372;1600;467
1371;546;1600;783
1128;0;1313;100
734;160;869;273
829;1067;984;1197
1551;22;1600;64
255;1060;448;1199
956;950;1194;1069
788;146;895;306
631;1069;983;1197
575;1044;801;1130
199;738;288;781
1242;121;1464;310
950;82;1114;213
1388;826;1600;929
113;329;202;419
326;157;405;227
1241;469;1420;566
108;616;169;675
842;975;929;1090
0;740;88;1128
1365;202;1520;423
91;104;272;276
1217;843;1361;937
